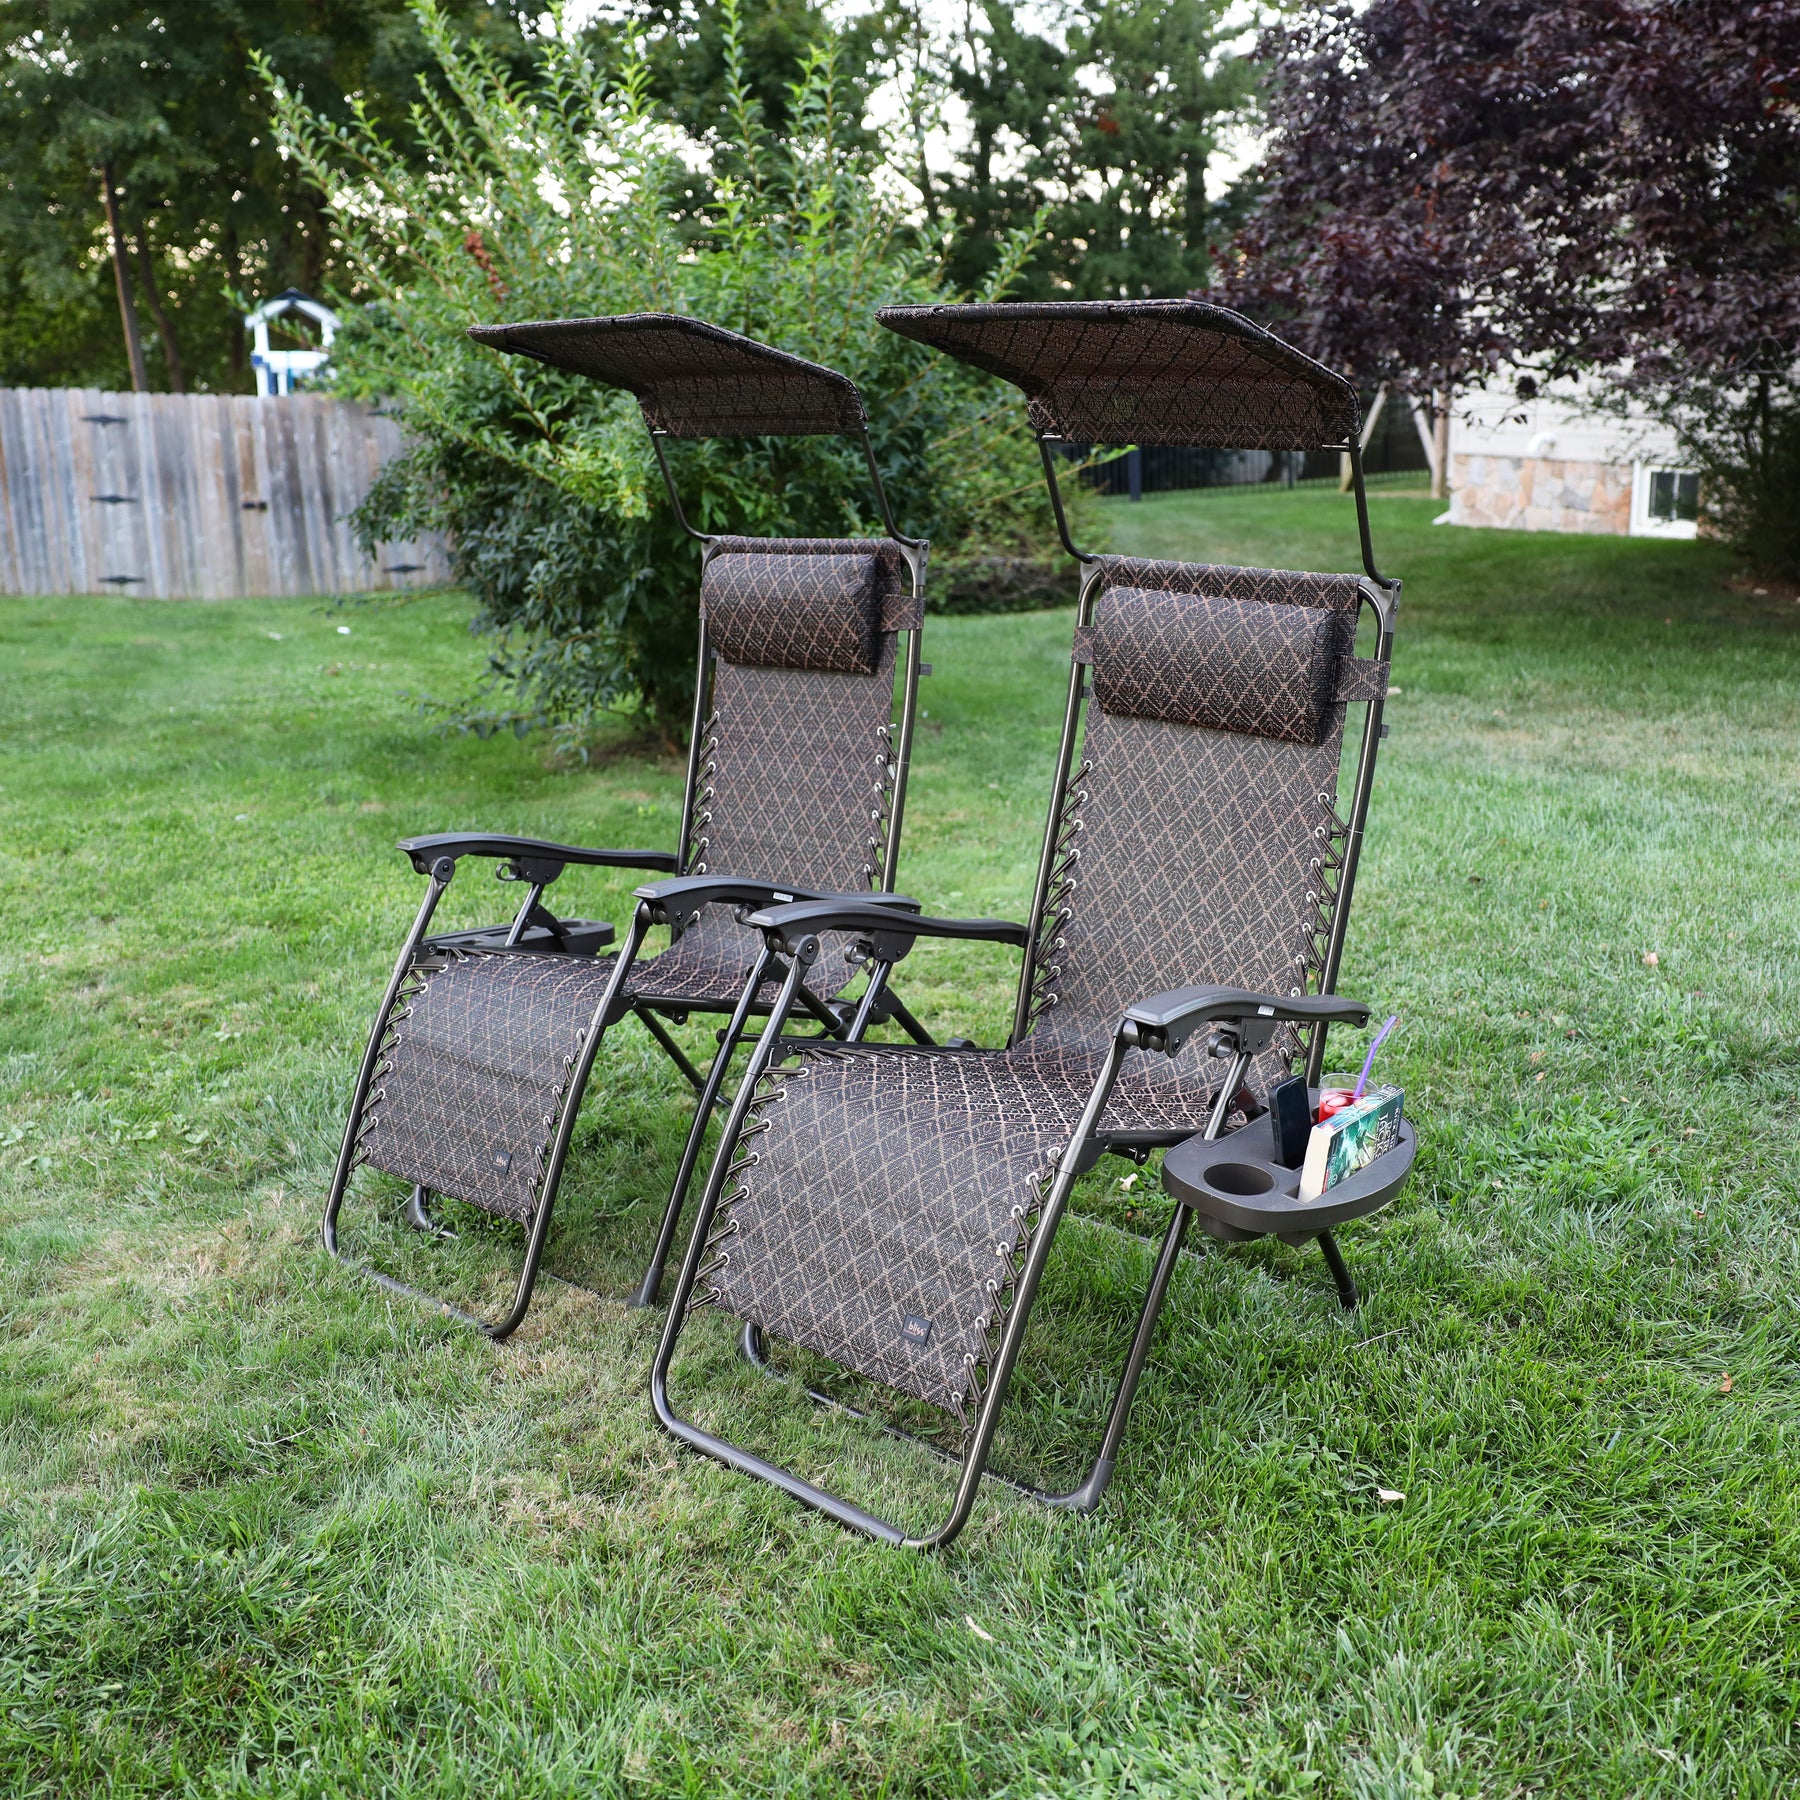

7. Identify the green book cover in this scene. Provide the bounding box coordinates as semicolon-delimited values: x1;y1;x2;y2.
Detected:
1299;1086;1404;1202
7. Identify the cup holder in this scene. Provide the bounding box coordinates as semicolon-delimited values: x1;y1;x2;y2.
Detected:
1202;1160;1277;1198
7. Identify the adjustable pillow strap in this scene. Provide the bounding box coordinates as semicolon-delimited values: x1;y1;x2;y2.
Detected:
1332;658;1390;702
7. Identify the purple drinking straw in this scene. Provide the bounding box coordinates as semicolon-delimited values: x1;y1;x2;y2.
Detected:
1352;1015;1400;1101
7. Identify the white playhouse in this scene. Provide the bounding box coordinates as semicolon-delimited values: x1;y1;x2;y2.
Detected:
245;289;338;398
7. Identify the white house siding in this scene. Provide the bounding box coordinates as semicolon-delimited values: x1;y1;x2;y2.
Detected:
1447;381;1696;539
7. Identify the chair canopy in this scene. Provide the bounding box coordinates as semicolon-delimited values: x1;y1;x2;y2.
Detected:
470;313;867;438
877;299;1358;452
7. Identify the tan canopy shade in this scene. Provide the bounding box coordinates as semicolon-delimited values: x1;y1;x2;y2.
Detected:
469;313;868;438
877;300;1359;452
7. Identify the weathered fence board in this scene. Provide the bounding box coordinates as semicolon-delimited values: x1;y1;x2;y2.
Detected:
0;387;451;599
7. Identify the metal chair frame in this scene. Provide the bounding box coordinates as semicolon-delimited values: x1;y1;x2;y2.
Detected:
651;302;1403;1545
322;327;932;1338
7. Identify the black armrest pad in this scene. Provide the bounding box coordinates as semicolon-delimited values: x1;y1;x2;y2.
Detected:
1124;985;1369;1053
749;898;1030;957
400;832;679;877
633;877;920;919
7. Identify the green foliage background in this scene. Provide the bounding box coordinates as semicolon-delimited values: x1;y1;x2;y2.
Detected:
271;3;1069;747
930;0;1255;299
1645;378;1800;584
0;0;534;392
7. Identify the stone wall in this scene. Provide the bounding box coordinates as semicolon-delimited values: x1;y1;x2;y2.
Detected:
1448;452;1633;535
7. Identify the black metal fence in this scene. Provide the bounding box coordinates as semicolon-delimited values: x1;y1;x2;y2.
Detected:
1075;390;1431;498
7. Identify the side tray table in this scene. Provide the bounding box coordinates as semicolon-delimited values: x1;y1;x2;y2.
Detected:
1162;1090;1416;1248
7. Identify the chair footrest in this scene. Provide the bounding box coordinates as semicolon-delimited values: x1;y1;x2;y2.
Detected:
1163;1111;1416;1242
422;919;616;958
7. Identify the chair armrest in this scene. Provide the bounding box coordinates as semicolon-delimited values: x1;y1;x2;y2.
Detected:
400;832;679;882
1122;985;1370;1055
749;898;1030;961
632;876;921;925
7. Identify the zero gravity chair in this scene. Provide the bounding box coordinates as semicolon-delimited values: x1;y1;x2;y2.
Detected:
321;312;934;1338
650;299;1416;1548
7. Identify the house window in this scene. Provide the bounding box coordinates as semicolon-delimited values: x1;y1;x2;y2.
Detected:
1648;469;1699;524
1631;462;1700;539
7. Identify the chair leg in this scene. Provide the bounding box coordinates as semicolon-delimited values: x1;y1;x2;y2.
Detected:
1317;1230;1359;1309
324;906;653;1340
1028;1056;1263;1515
1038;1219;1359;1512
631;985;763;1309
1036;1199;1194;1514
402;1185;456;1239
322;1122;573;1340
321;866;453;1265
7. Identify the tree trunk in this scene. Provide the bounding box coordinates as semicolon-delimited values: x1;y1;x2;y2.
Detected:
225;224;246;382
100;163;148;393
912;113;937;220
1432;389;1451;501
132;228;184;394
905;6;937;220
1407;389;1451;498
299;194;327;294
966;17;993;197
1341;382;1389;491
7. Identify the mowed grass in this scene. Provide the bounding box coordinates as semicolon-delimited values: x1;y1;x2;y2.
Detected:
2;487;1797;1797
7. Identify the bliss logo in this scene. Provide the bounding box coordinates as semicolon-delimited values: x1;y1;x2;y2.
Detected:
899;1313;933;1346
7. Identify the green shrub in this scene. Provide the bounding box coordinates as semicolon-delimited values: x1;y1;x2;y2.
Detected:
1686;382;1800;582
266;2;1078;748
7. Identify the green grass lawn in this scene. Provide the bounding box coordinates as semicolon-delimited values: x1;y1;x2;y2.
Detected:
3;488;1797;1797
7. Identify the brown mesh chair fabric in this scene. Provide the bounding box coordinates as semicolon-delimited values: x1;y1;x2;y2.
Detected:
709;539;921;632
877;301;1358;451
1090;587;1345;743
703;551;885;674
359;537;916;1225
700;566;1385;1412
469;314;867;438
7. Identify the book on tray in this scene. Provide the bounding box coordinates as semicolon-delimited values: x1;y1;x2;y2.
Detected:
1299;1085;1404;1203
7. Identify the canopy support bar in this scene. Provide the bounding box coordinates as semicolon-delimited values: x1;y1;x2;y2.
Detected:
1037;437;1098;565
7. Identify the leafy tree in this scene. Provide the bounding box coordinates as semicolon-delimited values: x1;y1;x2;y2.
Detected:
1220;0;1800;556
930;0;1065;293
1033;0;1255;299
0;0;531;392
267;1;1063;748
930;0;1254;300
634;0;881;149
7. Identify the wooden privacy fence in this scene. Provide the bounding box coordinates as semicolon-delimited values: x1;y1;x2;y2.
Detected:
0;387;452;599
